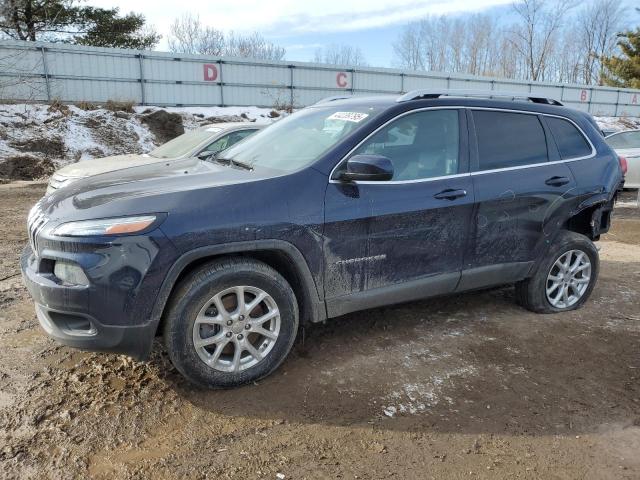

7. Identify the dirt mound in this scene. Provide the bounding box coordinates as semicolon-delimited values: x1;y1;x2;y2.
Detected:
79;113;142;157
0;155;55;180
139;110;184;143
9;137;65;158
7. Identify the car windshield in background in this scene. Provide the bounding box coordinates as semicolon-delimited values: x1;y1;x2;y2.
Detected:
606;131;640;149
149;127;222;159
218;106;383;172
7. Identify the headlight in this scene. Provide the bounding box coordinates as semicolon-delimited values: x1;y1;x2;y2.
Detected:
52;215;158;237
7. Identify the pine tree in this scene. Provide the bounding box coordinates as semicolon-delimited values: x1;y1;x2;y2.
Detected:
601;28;640;88
0;0;159;49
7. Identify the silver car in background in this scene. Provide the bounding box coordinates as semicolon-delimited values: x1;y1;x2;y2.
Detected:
605;130;640;189
47;122;264;194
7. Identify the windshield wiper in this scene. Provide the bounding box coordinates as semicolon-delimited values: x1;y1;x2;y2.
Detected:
214;157;253;171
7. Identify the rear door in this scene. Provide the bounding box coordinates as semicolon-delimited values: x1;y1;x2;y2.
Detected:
459;109;578;290
324;108;475;316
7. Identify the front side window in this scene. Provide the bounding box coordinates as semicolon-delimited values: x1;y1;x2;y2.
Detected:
546;117;592;159
473;111;548;171
349;109;460;181
606;130;640;149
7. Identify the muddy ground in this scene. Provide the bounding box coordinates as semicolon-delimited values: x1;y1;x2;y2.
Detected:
0;183;639;480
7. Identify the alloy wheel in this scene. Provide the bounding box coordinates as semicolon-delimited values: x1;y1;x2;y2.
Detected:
192;285;280;372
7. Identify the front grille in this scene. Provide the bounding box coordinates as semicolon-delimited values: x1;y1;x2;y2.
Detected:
27;203;48;255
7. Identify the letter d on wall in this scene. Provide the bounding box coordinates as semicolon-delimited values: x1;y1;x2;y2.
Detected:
203;64;218;81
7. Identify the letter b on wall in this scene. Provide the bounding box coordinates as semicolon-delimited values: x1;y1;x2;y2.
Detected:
203;64;218;82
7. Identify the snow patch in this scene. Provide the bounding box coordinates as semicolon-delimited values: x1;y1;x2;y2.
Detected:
383;366;478;416
0;104;278;178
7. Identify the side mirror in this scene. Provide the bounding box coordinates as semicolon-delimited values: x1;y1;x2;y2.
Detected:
338;154;393;182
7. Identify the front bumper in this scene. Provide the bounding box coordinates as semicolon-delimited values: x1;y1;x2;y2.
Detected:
20;244;159;360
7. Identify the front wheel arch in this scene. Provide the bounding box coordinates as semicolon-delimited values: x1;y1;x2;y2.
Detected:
151;241;326;340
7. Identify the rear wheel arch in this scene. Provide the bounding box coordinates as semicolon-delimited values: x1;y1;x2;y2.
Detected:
152;241;325;337
564;201;613;240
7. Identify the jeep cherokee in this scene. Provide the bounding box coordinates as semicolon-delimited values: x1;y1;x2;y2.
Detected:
21;90;625;388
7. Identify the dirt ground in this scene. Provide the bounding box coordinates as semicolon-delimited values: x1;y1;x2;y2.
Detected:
0;183;639;480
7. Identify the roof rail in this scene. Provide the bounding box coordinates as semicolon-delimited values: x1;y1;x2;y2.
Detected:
396;89;563;106
314;95;352;105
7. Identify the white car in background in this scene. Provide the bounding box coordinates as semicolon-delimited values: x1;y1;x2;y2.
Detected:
605;130;640;189
47;122;264;194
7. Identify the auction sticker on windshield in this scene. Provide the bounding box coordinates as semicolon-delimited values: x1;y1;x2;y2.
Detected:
327;112;369;123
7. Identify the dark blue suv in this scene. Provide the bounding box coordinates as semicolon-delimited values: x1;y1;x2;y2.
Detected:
21;90;624;388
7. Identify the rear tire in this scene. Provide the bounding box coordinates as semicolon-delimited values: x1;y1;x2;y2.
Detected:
516;231;599;314
163;257;298;388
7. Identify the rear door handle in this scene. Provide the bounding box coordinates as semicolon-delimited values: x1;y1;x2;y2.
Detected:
545;176;570;187
434;188;467;200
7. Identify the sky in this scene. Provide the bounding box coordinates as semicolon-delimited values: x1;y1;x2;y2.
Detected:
86;0;637;67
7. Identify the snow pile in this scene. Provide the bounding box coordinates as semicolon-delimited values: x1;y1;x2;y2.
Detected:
0;103;278;180
595;116;640;133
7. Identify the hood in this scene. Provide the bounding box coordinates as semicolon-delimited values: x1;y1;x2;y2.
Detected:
41;157;280;216
55;154;164;178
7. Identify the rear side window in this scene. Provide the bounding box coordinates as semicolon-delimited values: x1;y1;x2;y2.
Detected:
546;117;592;159
473;111;548;170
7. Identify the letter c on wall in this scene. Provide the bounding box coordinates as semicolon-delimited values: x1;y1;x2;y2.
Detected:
336;72;348;88
203;64;218;82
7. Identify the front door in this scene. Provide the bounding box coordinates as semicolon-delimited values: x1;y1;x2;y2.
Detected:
323;108;475;316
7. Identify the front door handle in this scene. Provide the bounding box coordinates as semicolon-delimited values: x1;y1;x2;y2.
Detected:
434;188;467;200
545;176;570;187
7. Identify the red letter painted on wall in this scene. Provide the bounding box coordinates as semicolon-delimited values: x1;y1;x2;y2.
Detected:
580;89;588;102
203;64;218;81
632;94;638;104
336;72;348;88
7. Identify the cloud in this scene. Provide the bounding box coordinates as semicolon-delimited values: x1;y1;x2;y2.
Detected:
88;0;514;36
285;43;326;51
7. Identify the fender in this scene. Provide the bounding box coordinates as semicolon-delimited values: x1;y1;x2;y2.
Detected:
150;239;327;331
573;191;611;214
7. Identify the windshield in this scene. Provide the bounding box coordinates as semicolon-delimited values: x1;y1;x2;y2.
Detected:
149;127;222;159
606;131;640;149
218;105;383;171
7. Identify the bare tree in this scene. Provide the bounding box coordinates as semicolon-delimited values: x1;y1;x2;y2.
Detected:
313;44;368;67
225;31;285;61
393;14;508;77
0;48;47;102
392;21;423;70
391;1;624;85
167;14;225;55
167;13;285;61
509;0;574;81
578;0;625;85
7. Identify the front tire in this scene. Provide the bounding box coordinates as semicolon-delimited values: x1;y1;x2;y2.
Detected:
516;231;599;314
163;258;298;388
